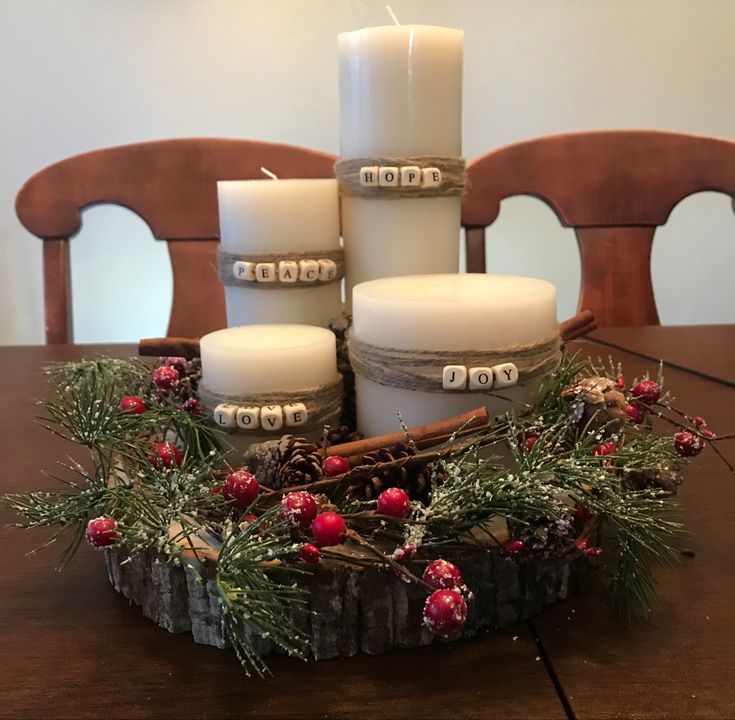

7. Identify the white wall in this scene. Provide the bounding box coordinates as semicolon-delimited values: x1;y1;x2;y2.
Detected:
1;0;734;344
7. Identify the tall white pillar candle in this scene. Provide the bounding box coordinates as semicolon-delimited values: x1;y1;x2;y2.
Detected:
200;324;339;450
352;275;559;437
338;25;464;300
217;179;342;327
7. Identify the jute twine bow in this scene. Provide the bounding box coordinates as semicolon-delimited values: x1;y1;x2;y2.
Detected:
218;249;345;288
348;335;562;393
335;156;466;199
198;377;343;433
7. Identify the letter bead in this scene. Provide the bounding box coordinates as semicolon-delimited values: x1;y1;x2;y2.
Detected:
213;403;238;428
359;166;379;186
379;166;399;187
492;363;519;388
299;259;319;282
233;261;256;282
236;406;260;430
255;262;276;283
442;365;467;390
468;367;494;390
400;165;422;187
284;402;308;427
421;167;442;188
260;405;284;431
318;259;338;282
278;260;298;283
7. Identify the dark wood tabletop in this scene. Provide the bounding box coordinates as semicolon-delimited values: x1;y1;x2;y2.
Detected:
1;327;733;720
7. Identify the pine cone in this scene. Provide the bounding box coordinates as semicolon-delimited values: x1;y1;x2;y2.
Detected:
243;435;324;489
514;514;576;558
324;425;364;447
625;463;683;494
561;376;627;432
348;441;432;502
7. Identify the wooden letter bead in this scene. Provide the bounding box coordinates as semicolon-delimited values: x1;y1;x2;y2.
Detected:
359;166;379;186
213;403;238;428
492;363;519;388
236;406;260;430
421;167;442;188
233;261;256;282
318;259;338;282
278;260;298;283
379;166;399;187
468;367;494;390
260;405;284;431
442;365;467;390
284;402;308;427
400;166;422;187
255;262;277;283
299;260;319;282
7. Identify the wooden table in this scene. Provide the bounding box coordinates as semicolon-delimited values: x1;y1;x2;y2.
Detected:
1;328;733;719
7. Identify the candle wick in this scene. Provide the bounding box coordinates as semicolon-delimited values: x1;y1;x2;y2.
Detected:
386;5;400;25
260;166;279;180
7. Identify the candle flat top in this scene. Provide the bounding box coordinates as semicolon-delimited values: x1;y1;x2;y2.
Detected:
201;324;336;352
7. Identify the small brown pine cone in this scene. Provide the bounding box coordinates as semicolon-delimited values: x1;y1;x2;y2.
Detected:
561;376;628;433
275;435;324;489
324;425;365;447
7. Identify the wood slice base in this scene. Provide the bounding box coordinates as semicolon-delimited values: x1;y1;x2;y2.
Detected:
105;547;590;660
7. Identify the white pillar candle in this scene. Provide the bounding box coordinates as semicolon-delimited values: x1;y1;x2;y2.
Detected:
217;179;343;328
338;25;464;301
200;324;339;449
352;275;559;437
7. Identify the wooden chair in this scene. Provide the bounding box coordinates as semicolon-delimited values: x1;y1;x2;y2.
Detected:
462;130;735;326
16;138;337;343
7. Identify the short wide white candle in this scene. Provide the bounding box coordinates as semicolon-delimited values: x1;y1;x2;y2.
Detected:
217;179;342;328
352;275;559;437
200;324;339;447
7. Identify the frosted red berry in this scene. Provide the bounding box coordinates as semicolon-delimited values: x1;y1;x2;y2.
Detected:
585;545;603;557
593;440;617;457
164;356;188;375
392;544;417;563
298;543;320;564
280;491;318;531
423;589;467;637
674;430;704;458
504;539;524;555
85;516;119;548
311;511;347;546
624;403;645;424
701;428;715;439
323;455;350;477
377;487;411;518
182;398;202;415
632;379;660;405
517;431;540;454
152;365;179;391
693;415;706;427
148;441;182;469
223;470;260;510
575;537;589;551
119;395;146;414
422;559;464;590
615;375;626;390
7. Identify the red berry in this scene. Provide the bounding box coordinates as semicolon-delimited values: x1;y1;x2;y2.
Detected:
701;428;715;439
223;470;260;510
323;455;349;477
182;398;202;415
164;356;188;375
615;375;626;390
504;539;524;555
311;511;347;546
674;430;704;458
693;415;707;427
593;440;617;456
575;537;589;551
423;589;467;637
422;559;464;590
624;403;645;424
392;544;417;563
585;546;603;557
298;543;320;564
632;379;660;405
376;487;411;518
148;441;182;469
119;395;146;414
152;365;179;391
574;504;593;524
517;431;540;454
210;485;223;495
85;516;119;548
239;514;258;529
280;491;318;531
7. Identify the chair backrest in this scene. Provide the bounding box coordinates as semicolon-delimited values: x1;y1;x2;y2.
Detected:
461;131;735;326
16;138;337;343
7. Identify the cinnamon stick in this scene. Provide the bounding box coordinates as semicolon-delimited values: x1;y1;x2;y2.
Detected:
138;337;201;358
327;406;490;459
559;310;597;342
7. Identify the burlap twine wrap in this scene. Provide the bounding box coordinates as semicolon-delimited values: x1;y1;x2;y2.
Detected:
198;377;343;433
335;156;466;199
218;249;344;288
348;335;562;393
